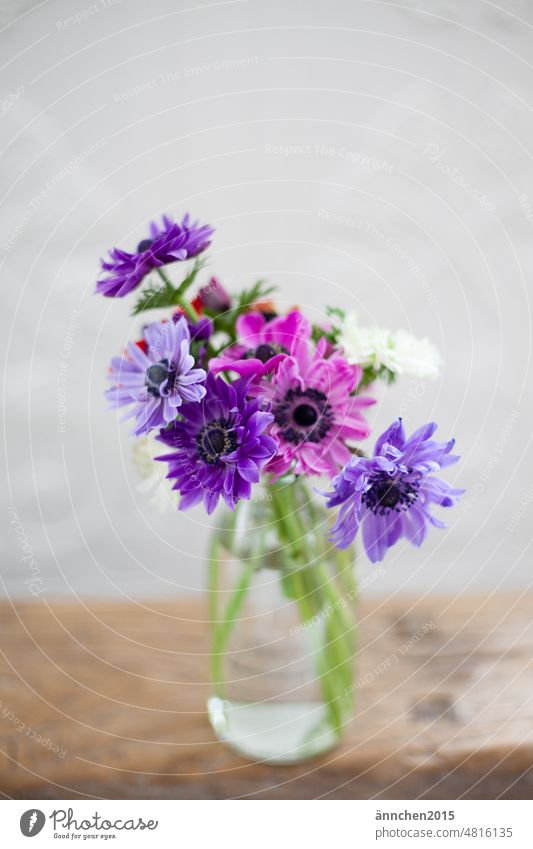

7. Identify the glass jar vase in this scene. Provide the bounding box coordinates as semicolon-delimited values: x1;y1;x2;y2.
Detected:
207;476;357;764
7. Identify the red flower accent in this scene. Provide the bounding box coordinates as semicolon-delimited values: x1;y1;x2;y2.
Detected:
191;296;204;314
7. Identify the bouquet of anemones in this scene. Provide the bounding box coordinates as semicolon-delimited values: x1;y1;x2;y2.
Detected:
97;212;463;762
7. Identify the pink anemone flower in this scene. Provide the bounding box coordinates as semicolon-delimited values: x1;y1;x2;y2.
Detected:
209;309;311;380
260;336;375;479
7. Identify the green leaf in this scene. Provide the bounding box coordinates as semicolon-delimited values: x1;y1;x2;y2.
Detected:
131;280;174;315
326;305;346;323
311;323;341;347
131;259;205;316
207;279;277;342
359;363;397;387
235;279;276;311
175;257;207;297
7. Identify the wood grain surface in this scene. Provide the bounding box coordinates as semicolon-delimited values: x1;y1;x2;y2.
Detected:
0;594;532;800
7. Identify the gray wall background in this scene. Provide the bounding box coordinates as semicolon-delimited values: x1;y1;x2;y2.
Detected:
2;0;532;600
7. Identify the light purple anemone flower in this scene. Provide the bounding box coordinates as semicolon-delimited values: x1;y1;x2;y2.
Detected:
156;373;278;515
97;214;214;297
107;318;206;436
323;418;464;562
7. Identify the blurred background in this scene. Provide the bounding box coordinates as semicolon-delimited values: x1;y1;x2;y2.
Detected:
2;0;532;600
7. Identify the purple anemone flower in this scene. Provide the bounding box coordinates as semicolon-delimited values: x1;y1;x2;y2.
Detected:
156;374;278;515
209;309;311;380
323;418;464;562
97;214;214;297
107;318;206;436
172;310;214;343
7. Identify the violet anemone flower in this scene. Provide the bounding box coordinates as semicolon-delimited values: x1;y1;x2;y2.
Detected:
259;336;375;479
209;309;311;380
323;418;464;561
172;310;214;343
156;374;278;514
107;318;206;436
188;316;214;342
96;214;214;297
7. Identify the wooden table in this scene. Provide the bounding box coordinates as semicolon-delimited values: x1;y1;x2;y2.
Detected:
0;594;532;799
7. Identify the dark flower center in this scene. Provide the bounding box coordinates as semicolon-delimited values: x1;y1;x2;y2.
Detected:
243;342;287;363
205;428;226;455
255;343;277;363
137;238;154;253
293;403;318;427
273;387;333;445
363;474;420;516
197;419;237;464
146;359;174;397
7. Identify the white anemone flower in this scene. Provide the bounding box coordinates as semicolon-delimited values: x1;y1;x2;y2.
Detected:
338;311;441;380
391;329;441;379
131;433;177;512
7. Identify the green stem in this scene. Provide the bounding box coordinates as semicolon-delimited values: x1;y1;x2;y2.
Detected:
208;509;240;697
315;561;357;654
156;268;199;323
270;479;356;732
306;492;358;667
208;479;357;736
269;480;308;565
289;568;344;734
301;564;355;717
211;558;256;697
